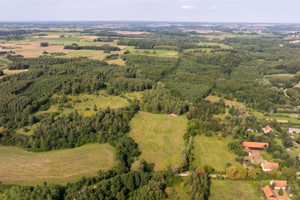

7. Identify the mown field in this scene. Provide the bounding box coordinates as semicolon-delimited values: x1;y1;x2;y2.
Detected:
209;180;264;200
0;144;115;185
191;135;241;172
128;112;188;171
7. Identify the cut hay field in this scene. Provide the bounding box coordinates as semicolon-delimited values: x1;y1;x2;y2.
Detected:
191;135;240;172
0;42;75;57
0;144;115;185
209;180;264;200
0;69;28;79
128;112;188;171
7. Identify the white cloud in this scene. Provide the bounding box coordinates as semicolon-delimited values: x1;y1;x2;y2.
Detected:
181;5;197;10
209;6;217;10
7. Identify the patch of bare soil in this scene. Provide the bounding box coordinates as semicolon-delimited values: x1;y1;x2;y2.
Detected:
251;150;265;164
294;81;300;88
274;190;291;200
3;69;28;75
167;52;178;56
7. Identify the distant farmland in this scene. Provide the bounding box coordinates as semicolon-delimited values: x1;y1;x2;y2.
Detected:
129;112;188;171
0;144;115;185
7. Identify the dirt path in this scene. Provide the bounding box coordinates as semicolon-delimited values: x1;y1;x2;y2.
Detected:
284;89;291;99
252;150;265;164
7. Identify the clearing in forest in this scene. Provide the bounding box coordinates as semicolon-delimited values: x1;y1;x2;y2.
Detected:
128;111;188;171
37;91;143;117
205;95;246;110
209;180;264;200
0;144;115;185
191;135;240;172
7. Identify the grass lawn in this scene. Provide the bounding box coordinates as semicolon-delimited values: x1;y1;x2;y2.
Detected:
192;135;240;172
289;146;300;158
209;180;264;200
0;143;115;185
128;111;188;171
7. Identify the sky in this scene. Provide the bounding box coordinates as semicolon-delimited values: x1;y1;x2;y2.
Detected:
0;0;300;23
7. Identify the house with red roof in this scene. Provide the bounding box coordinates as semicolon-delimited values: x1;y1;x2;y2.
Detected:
263;125;272;133
297;154;300;160
261;163;279;172
262;185;278;200
243;142;269;150
270;180;287;190
244;155;254;163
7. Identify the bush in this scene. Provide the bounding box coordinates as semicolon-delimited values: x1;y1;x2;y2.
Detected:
278;188;283;196
40;42;49;47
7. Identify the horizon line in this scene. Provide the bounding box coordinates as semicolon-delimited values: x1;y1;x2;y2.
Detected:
0;20;300;25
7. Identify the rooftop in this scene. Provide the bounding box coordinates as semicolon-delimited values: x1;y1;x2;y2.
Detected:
262;185;278;200
243;142;269;149
262;163;279;170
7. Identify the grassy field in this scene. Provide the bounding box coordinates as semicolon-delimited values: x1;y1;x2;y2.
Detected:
205;95;246;110
37;91;143;117
289;146;300;158
125;46;178;57
209;180;264;200
0;57;11;69
268;113;300;124
191;135;241;172
0;144;115;185
128;112;188;171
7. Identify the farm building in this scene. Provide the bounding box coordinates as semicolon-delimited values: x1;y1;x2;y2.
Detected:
288;128;300;134
270;180;287;190
262;185;278;200
242;142;269;150
263;125;272;133
298;154;300;160
261;163;279;172
244;155;254;163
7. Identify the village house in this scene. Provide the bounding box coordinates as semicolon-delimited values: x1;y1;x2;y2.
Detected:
298;154;300;160
243;142;269;150
270;180;287;190
262;185;278;200
263;125;272;134
261;163;279;172
288;128;300;134
244;154;254;163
